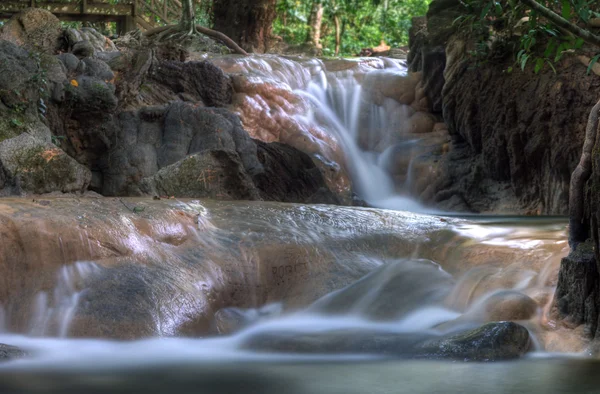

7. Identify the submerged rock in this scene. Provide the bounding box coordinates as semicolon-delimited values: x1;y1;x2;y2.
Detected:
0;344;27;361
242;330;432;355
308;259;454;321
241;322;531;361
414;322;531;361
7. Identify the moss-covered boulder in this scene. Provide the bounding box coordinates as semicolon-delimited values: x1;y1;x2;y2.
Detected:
0;134;91;195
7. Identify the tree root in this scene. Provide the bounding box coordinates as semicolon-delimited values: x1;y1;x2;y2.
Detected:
569;98;600;246
144;25;249;56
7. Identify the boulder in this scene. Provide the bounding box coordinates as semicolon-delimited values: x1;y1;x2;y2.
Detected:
71;40;96;59
308;259;454;321
0;134;91;195
0;8;62;54
0;40;38;116
66;75;118;115
466;290;538;322
242;330;432;355
402;111;437;135
0;344;27;362
362;70;420;105
63;27;117;53
140;150;261;200
414;321;532;361
242;322;531;361
100;102;338;204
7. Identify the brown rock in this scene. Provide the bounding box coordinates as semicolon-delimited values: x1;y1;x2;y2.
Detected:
403;111;436;134
0;8;61;54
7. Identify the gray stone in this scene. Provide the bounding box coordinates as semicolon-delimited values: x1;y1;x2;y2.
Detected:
0;134;91;195
0;344;27;361
414;321;532;361
57;53;80;73
71;40;95;59
0;8;61;54
80;58;115;81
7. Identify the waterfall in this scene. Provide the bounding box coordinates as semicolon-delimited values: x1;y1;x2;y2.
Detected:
28;262;102;338
294;65;432;212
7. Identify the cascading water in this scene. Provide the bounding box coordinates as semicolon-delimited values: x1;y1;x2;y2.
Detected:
296;65;431;211
26;262;101;338
213;55;448;211
0;55;584;392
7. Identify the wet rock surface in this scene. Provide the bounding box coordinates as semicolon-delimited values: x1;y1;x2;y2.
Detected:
414;322;531;361
242;322;532;361
0;344;27;361
0;198;566;341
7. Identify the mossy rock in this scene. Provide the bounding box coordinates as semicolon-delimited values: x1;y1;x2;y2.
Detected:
414;321;531;361
0;134;91;194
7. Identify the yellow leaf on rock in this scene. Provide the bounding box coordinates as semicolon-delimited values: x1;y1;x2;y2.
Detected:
70;79;79;87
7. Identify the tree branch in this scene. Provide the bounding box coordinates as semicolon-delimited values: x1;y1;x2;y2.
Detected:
519;0;600;47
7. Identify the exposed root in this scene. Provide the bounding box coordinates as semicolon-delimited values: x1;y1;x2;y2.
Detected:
569;98;600;246
144;25;249;56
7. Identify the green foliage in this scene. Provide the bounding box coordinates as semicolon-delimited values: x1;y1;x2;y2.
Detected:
273;0;431;56
458;0;600;74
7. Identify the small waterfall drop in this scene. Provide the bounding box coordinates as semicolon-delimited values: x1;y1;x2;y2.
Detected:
28;262;101;338
295;65;431;211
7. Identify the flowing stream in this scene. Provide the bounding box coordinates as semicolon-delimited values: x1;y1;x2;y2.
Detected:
0;55;587;393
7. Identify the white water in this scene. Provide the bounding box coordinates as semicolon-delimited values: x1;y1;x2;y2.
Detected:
26;262;101;338
294;62;433;212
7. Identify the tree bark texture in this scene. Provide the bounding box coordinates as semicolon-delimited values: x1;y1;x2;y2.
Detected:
212;0;277;53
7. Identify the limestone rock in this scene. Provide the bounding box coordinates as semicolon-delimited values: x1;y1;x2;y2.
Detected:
362;70;419;105
64;27;117;53
148;60;233;107
0;134;91;195
0;8;62;54
465;290;538;322
414;321;531;361
140;150;261;200
71;40;96;59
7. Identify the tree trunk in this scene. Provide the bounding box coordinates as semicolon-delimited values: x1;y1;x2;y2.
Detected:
306;0;324;49
180;0;197;35
334;14;341;56
212;0;277;53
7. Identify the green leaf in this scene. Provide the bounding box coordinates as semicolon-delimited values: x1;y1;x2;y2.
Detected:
507;66;514;73
555;43;567;62
588;54;600;75
561;0;571;19
543;38;556;57
534;57;544;73
575;38;585;49
545;59;557;74
520;53;530;70
133;206;145;213
480;1;493;20
494;1;502;16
